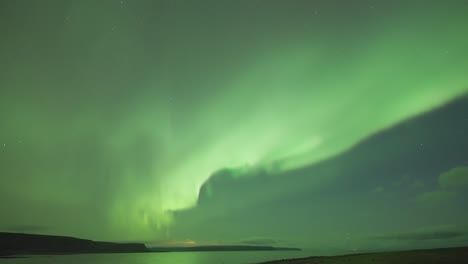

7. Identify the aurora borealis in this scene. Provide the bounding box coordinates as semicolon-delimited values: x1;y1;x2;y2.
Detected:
1;0;468;254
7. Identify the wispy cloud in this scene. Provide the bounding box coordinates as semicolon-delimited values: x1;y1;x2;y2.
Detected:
146;239;196;247
417;166;468;204
417;190;458;204
239;237;279;246
374;226;468;241
371;186;385;193
438;166;468;189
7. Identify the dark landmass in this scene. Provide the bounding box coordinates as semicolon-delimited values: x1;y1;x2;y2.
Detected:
150;245;301;252
0;232;148;256
260;246;468;264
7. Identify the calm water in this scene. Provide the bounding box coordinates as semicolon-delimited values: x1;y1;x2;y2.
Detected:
1;251;317;264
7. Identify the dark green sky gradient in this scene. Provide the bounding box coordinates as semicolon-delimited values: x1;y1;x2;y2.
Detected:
1;0;468;252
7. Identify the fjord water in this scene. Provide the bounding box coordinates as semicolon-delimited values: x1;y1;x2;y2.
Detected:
2;251;316;264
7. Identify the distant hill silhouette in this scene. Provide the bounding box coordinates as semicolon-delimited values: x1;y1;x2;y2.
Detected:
0;232;148;256
149;245;301;252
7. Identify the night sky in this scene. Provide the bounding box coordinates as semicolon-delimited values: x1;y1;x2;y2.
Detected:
1;0;468;255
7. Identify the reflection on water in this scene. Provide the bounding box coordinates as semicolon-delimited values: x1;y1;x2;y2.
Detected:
1;251;316;264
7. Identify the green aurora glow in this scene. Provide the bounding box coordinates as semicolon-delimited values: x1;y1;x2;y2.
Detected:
1;0;468;246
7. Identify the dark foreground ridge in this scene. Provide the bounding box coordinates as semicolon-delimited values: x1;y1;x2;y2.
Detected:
0;232;148;256
150;245;301;252
260;246;468;264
